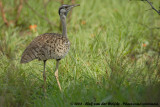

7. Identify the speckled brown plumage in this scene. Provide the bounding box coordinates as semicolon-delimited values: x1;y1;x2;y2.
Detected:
20;4;79;92
20;33;70;63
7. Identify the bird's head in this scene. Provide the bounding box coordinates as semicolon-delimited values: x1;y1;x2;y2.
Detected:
58;4;80;16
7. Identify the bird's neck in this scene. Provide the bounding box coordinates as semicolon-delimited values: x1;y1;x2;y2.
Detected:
60;15;67;37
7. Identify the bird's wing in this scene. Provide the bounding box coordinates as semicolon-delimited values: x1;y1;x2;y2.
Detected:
20;33;62;63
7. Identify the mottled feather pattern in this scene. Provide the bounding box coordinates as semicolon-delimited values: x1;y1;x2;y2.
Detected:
20;33;70;63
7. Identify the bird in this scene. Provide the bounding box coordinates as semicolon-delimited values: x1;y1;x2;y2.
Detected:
20;4;80;92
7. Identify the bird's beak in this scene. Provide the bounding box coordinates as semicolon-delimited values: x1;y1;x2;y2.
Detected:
70;4;80;8
67;4;80;12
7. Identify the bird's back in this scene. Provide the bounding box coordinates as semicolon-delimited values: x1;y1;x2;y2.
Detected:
20;33;70;63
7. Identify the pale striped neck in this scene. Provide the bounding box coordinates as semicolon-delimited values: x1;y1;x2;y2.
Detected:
60;14;67;37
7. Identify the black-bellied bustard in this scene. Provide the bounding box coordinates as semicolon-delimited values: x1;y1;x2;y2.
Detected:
20;4;80;92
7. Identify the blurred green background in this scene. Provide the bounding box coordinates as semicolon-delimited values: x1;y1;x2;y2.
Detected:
0;0;160;106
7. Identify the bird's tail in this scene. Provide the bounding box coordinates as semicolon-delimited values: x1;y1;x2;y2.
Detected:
20;47;38;64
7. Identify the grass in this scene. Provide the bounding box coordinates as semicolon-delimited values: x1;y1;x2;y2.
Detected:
0;0;160;106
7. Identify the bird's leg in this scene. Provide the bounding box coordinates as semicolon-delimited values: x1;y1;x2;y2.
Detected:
55;60;62;91
43;60;47;93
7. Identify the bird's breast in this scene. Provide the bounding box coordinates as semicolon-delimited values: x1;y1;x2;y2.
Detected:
49;39;70;60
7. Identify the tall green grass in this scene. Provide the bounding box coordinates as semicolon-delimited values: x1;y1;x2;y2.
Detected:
0;0;160;106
